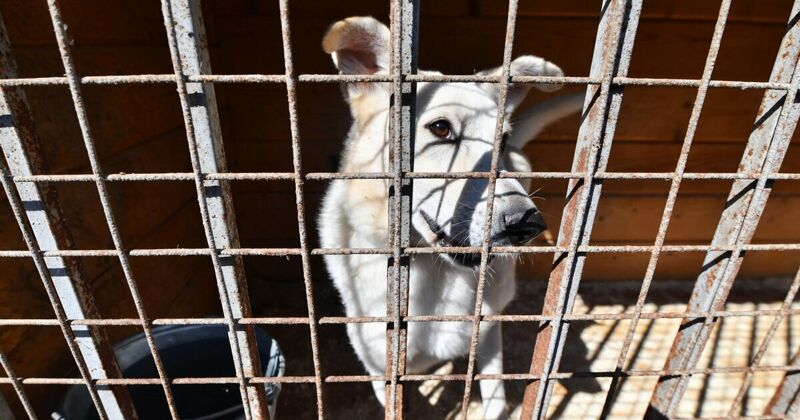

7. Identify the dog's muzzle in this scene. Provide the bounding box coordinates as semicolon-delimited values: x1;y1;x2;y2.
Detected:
420;210;482;267
420;206;546;268
493;207;547;246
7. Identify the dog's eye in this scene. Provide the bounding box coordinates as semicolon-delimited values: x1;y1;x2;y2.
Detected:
500;132;509;154
427;119;453;139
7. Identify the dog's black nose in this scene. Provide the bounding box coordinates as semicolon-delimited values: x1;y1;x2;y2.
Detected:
500;207;547;246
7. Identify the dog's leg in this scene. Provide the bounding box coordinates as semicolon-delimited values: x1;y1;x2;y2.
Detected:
478;321;507;420
371;379;386;406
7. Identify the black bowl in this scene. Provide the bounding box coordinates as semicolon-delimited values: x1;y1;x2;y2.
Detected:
56;324;283;420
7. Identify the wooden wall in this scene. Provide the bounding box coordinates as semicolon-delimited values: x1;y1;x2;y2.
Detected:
0;0;799;417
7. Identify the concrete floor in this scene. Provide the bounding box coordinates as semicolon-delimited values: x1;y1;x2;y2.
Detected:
274;277;799;419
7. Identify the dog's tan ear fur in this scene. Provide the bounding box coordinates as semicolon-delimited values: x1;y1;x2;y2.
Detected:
323;17;390;100
478;55;565;113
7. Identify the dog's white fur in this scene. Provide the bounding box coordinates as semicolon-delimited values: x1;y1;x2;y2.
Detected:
318;17;582;419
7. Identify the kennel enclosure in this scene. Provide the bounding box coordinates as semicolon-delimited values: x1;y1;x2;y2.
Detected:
1;0;800;419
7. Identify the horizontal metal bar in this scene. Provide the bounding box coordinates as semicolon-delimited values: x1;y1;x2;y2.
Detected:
0;73;792;90
6;170;800;183
0;243;798;258
4;362;800;386
5;306;800;327
0;7;135;418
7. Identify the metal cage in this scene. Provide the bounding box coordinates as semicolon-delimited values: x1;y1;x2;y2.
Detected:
1;0;800;419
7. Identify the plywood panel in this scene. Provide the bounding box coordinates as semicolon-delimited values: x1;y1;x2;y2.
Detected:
480;0;794;24
0;1;798;415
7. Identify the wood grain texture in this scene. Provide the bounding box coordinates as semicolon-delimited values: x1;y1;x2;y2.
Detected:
0;1;797;416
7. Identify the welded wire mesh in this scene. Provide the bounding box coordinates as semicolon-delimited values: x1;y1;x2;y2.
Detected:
0;0;800;419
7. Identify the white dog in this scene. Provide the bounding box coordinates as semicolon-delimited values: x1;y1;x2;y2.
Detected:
318;17;582;419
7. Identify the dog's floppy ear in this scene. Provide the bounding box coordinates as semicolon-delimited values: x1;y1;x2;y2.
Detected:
323;17;390;99
478;55;564;113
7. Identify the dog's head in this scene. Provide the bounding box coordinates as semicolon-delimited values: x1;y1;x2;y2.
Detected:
324;17;562;268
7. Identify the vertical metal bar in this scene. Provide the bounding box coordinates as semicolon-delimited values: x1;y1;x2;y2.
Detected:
767;347;800;416
0;10;137;420
727;12;800;415
458;0;519;418
277;1;324;418
45;0;181;418
602;0;744;415
730;264;800;415
165;1;268;417
649;3;799;416
519;1;639;418
0;350;35;419
159;0;264;419
386;1;418;418
0;128;108;420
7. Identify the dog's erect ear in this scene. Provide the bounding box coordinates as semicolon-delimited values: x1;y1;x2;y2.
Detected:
323;17;390;98
478;55;564;113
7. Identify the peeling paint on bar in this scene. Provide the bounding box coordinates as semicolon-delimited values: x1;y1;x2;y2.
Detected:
0;7;138;420
0;72;797;91
457;0;522;418
44;0;183;418
520;1;641;418
648;1;800;416
165;1;268;418
277;0;325;418
0;1;798;419
158;0;272;418
5;362;800;387
11;305;800;328
383;0;420;418
5;170;800;183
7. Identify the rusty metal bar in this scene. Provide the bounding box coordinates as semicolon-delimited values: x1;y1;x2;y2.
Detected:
520;1;640;418
0;9;137;419
158;0;266;419
277;1;324;418
649;2;800;416
164;1;268;417
5;170;800;183
727;6;800;415
2;243;800;259
458;0;520;417
0;110;110;420
6;362;800;386
603;0;737;415
46;0;183;418
0;350;36;419
385;1;419;418
8;304;800;327
766;347;800;416
729;264;800;415
1;72;799;91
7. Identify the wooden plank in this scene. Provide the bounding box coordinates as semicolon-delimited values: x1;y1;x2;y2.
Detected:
516;247;800;282
479;0;794;24
208;0;469;19
0;10;136;418
215;84;780;144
